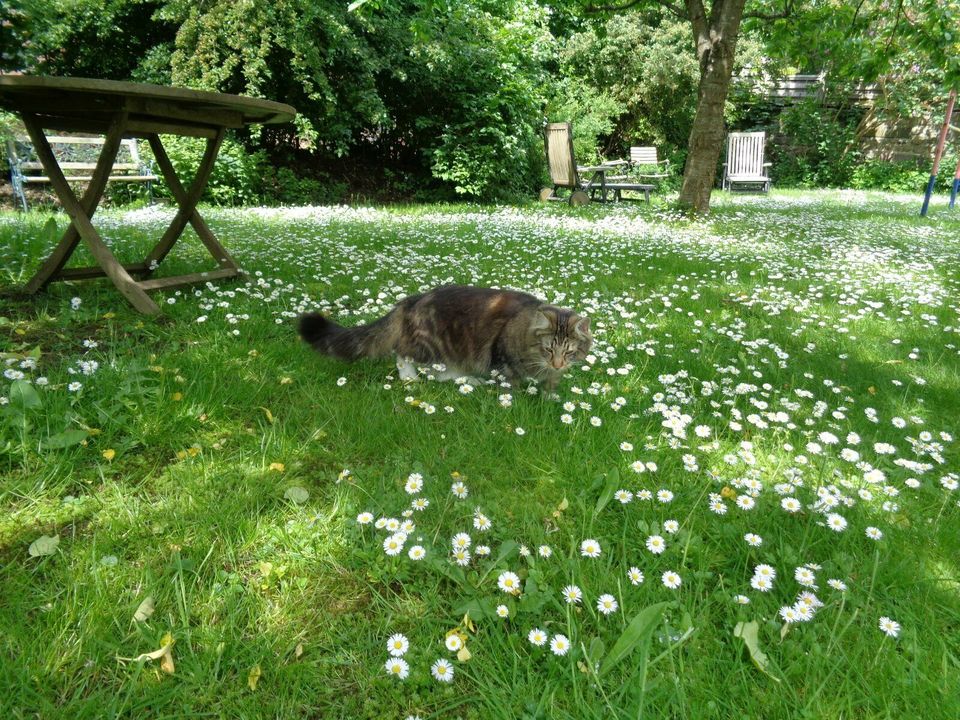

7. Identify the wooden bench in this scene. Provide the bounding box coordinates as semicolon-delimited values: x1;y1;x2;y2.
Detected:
6;135;158;210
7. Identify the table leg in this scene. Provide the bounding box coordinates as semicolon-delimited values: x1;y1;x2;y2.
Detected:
23;113;128;293
20;112;160;314
142;129;237;275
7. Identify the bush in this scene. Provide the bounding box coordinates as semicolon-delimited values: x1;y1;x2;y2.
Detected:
147;134;268;206
850;152;957;193
771;99;863;188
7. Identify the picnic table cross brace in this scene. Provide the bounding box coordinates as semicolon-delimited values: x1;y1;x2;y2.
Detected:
20;114;241;314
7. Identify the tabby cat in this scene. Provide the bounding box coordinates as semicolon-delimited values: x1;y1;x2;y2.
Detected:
298;285;592;389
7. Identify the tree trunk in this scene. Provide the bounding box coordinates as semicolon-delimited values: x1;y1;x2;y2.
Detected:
678;0;748;213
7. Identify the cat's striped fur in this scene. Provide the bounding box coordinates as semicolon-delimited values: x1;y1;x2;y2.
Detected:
298;285;592;388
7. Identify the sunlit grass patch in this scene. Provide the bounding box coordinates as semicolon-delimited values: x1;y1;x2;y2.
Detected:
1;190;959;718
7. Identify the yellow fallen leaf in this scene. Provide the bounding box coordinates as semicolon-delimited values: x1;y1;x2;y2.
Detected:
103;312;115;319
123;631;175;674
557;497;569;511
102;448;116;461
721;486;737;500
457;645;472;662
15;328;26;336
867;386;876;395
279;377;293;385
259;407;274;424
248;664;261;690
172;392;183;401
294;643;304;659
269;463;285;472
187;446;200;457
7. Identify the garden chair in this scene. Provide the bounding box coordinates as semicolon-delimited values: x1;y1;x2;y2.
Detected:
540;122;652;205
722;131;771;193
605;146;671;185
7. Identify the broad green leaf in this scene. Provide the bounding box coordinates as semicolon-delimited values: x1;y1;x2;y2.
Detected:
733;620;781;683
133;596;155;622
283;486;309;504
41;429;89;450
10;380;41;410
588;636;606;666
599;601;669;678
594;468;620;516
28;534;59;557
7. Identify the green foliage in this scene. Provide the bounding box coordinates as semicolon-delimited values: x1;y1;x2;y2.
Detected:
149;135;269;206
770;100;863;188
850;153;959;193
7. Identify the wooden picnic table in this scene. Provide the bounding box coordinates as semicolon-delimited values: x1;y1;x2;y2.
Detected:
578;163;653;204
0;75;296;314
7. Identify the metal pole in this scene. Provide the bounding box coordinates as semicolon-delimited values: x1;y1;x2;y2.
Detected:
950;153;960;209
921;88;956;217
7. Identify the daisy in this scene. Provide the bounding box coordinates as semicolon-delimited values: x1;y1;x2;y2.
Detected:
733;594;751;605
528;628;548;646
744;533;763;547
779;606;799;624
411;498;430;511
781;497;802;513
385;657;409;679
473;512;492;531
383;534;405;556
619;441;634;451
451;481;469;499
663;520;680;534
627;567;644;585
614;489;634;504
475;544;491;556
562;585;583;604
408;545;426;561
827;578;848;591
754;564;776;580
580;539;602;558
825;513;848;532
865;526;883;540
452;549;471;566
538;545;552;558
645;535;666;554
405;473;424;494
387;633;409;656
794;566;817;588
750;576;773;592
356;512;374;525
596;594;619;614
445;635;463;652
431;658;454;682
878;616;901;638
657;489;674;503
452;533;472;550
495;604;509;618
497;571;521;594
550;634;570;656
661;571;682;589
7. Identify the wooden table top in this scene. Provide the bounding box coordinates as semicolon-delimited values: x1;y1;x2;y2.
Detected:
0;75;296;137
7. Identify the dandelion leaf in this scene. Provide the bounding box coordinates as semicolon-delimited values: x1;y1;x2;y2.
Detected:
133;596;155;622
599;601;669;678
28;534;59;557
41;429;89;450
284;486;309;504
594;468;620;516
10;380;42;410
733;620;781;683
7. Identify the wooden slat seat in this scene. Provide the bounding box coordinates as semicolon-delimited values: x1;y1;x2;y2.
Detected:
7;134;158;210
722;132;772;193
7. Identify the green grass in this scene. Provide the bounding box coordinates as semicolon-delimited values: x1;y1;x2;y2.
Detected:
1;189;959;719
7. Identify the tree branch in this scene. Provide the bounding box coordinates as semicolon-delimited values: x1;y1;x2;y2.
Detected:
684;0;708;43
584;0;642;13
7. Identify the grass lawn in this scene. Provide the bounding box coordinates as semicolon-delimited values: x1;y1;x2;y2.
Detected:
1;189;959;719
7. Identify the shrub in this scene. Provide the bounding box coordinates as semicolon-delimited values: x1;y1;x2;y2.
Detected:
771;99;863;188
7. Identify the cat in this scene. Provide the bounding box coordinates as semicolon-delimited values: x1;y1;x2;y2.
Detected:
298;284;592;390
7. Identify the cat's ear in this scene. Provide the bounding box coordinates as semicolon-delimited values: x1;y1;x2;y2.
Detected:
573;316;591;340
532;308;556;334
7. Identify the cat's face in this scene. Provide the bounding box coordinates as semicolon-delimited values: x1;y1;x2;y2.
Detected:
532;308;592;373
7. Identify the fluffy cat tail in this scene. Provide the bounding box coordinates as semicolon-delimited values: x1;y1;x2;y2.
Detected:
298;312;398;361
